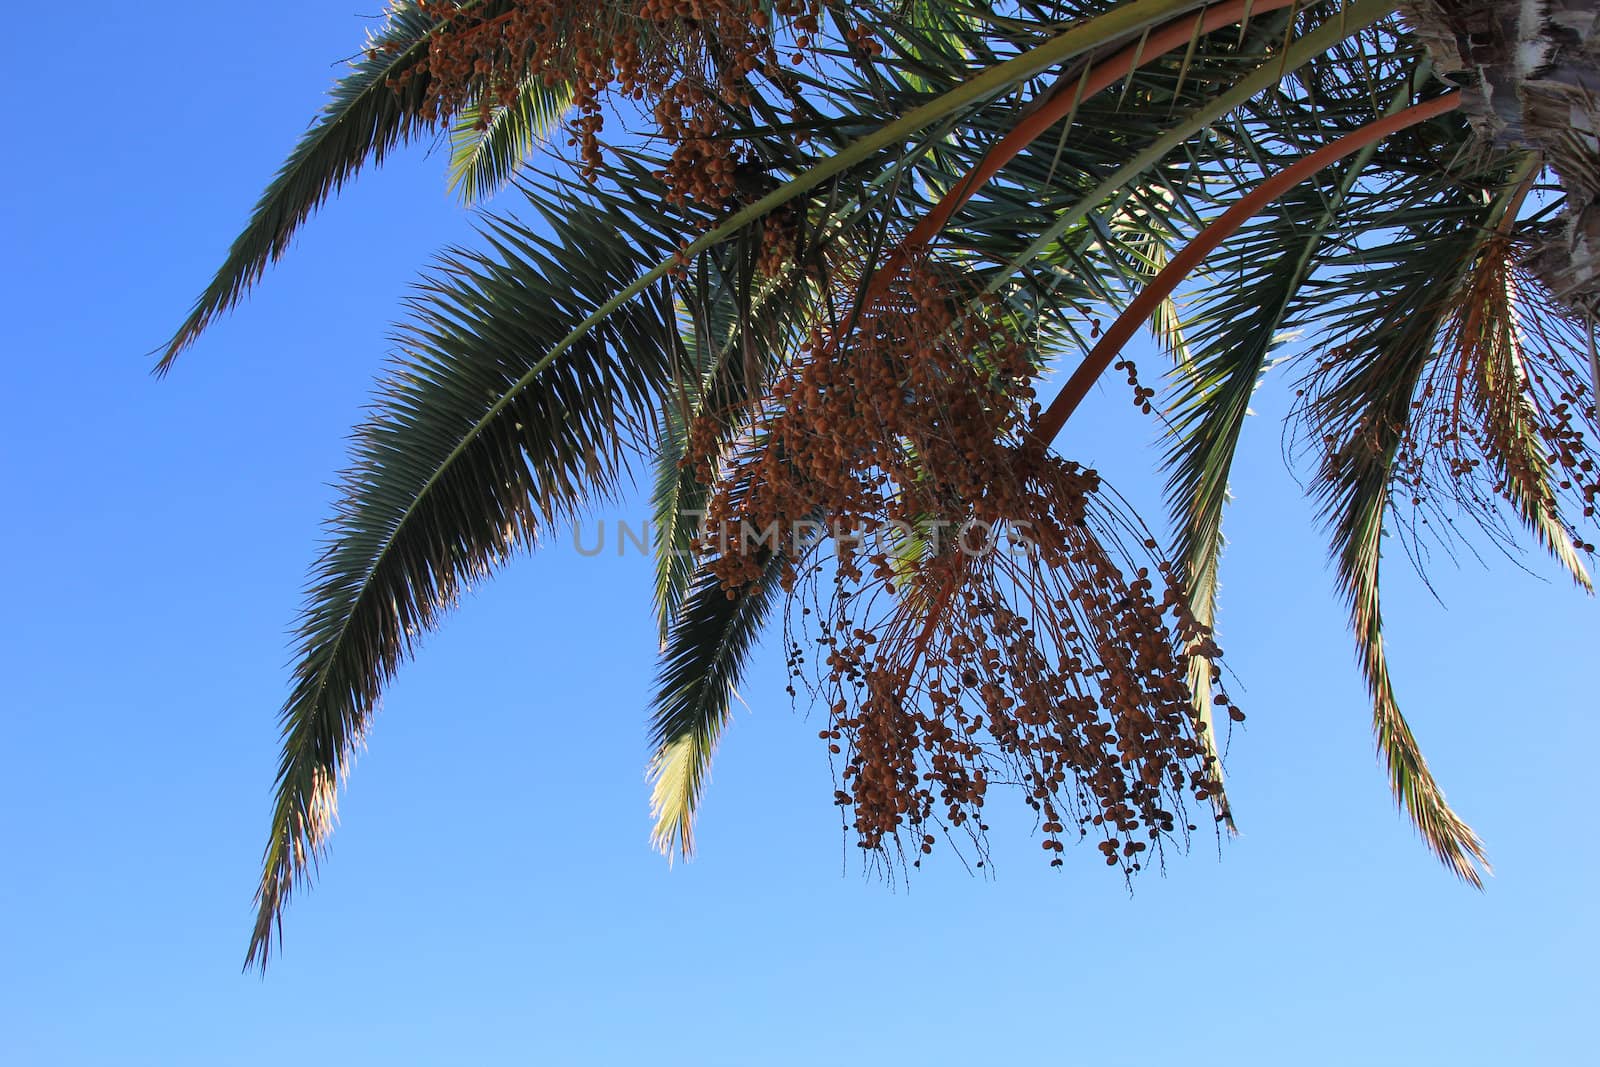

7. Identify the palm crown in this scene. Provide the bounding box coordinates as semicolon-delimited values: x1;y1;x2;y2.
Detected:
159;0;1599;969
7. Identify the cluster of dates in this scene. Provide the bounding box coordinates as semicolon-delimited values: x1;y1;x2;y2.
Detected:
691;260;1227;872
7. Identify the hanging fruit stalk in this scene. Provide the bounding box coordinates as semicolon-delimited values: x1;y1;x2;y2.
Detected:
1034;90;1463;444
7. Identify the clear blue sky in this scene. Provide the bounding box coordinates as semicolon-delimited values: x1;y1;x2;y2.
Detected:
2;4;1595;1063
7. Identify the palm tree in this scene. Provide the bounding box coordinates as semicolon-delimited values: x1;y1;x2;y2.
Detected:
160;0;1599;968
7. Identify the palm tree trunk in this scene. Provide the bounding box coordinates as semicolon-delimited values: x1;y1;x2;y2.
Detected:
1402;0;1600;311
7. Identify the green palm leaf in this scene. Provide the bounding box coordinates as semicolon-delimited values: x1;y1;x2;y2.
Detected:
448;74;575;204
651;251;815;639
158;2;473;369
1159;73;1422;797
1481;348;1596;589
1450;229;1595;590
248;179;684;968
1298;183;1510;885
648;554;791;857
652;394;704;644
975;0;1400;306
1316;355;1492;886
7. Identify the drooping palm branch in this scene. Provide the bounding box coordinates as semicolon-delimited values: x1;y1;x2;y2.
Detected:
157;0;1596;967
240;0;1314;965
448;73;576;203
157;1;579;371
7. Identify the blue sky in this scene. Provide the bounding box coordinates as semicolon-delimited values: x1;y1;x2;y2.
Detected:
2;4;1595;1063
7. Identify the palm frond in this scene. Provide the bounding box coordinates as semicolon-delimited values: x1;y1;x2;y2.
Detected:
1319;376;1492;886
1296;183;1509;886
651;249;818;639
974;0;1400;307
159;2;460;370
648;555;789;858
1283;112;1584;886
652;395;704;644
247;177;685;969
1159;66;1423;799
448;74;575;204
1438;227;1594;589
